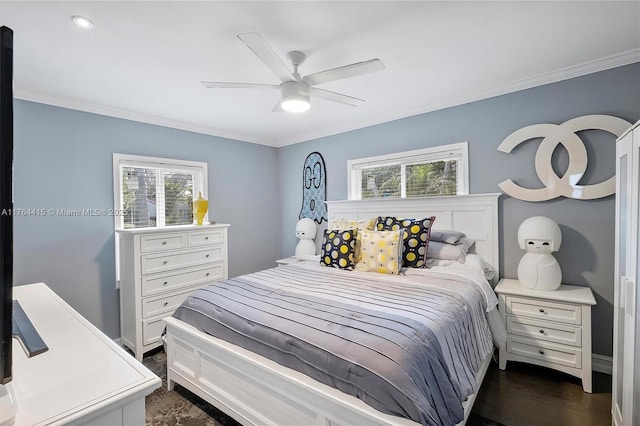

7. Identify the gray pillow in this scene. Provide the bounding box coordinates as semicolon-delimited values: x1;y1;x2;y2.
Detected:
430;230;466;244
427;238;475;263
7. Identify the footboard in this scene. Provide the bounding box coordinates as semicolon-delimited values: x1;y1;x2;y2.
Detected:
164;316;490;426
164;316;421;426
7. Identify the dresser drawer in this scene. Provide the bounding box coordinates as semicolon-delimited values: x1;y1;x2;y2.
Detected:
140;233;186;253
142;288;201;319
141;263;225;297
188;229;225;247
507;336;582;368
506;296;581;325
141;246;224;274
142;316;166;346
507;316;581;347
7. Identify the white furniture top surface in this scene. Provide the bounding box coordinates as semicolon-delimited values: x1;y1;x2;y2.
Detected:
496;278;596;306
12;283;161;425
116;223;230;234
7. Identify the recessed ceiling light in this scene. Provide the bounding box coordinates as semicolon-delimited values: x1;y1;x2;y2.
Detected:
71;15;94;29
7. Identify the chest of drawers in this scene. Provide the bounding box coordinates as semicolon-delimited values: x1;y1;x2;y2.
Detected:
495;278;596;393
117;224;230;360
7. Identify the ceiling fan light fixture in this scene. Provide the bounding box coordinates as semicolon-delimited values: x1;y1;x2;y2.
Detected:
281;81;311;113
281;96;310;113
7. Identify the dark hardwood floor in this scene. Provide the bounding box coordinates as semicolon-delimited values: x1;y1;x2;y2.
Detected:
471;360;612;426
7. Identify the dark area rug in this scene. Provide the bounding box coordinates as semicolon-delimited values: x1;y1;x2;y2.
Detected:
143;349;506;426
143;348;239;426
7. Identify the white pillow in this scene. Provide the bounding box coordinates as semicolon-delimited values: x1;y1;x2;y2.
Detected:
426;254;497;284
427;238;474;263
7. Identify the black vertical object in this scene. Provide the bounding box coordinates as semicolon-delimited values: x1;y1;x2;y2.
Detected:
0;25;13;385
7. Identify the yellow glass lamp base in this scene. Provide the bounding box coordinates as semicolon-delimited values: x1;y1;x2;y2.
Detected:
193;192;208;226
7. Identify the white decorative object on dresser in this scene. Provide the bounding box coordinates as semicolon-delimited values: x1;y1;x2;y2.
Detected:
495;278;596;393
117;224;229;360
10;283;160;425
612;119;640;426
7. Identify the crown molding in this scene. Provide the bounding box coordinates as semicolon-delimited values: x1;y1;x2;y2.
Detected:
13;89;278;147
275;49;640;147
15;49;640;149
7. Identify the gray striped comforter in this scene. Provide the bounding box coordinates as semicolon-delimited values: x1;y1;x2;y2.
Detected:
172;263;496;426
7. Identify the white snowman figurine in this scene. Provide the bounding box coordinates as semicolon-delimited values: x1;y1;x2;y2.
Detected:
517;216;562;291
295;218;317;260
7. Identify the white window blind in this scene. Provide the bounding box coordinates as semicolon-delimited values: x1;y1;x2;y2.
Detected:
348;142;468;200
113;154;207;229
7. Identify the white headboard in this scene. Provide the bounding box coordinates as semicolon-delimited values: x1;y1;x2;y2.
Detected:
326;193;501;272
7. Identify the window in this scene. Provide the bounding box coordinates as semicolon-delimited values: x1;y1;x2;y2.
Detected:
113;154;208;229
347;142;468;200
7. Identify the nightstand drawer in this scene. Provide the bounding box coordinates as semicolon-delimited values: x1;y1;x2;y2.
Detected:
508;336;582;368
141;247;224;274
506;296;581;325
140;233;186;253
507;316;581;347
188;229;225;247
141;263;224;297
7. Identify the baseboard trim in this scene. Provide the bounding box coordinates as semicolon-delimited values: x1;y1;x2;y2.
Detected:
592;354;612;375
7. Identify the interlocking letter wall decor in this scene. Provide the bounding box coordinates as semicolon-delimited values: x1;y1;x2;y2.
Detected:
299;152;327;224
497;115;632;201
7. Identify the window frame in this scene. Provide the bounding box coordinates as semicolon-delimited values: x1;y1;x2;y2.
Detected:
347;142;469;200
112;153;208;230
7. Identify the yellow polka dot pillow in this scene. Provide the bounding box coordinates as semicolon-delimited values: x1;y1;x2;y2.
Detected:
320;229;358;270
329;217;375;263
357;229;403;275
375;216;436;268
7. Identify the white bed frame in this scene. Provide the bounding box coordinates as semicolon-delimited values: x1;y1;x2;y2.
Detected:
164;193;501;426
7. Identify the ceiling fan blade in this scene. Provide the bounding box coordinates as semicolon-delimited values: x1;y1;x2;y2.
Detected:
272;101;285;112
310;87;365;107
303;59;385;86
201;81;279;89
238;33;295;83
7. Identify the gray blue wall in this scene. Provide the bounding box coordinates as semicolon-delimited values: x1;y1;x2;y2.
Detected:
12;63;639;358
278;63;640;357
13;101;281;339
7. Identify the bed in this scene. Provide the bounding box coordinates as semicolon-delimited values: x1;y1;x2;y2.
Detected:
163;193;503;426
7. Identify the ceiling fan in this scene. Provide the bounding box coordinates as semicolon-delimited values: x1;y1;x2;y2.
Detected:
201;33;385;113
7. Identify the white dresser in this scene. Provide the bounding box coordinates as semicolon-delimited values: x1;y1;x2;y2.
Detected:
117;224;230;360
8;283;160;425
495;278;596;392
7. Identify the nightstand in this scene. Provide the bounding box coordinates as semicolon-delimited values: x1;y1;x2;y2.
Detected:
495;278;596;393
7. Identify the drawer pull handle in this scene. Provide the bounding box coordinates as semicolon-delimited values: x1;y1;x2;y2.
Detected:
205;236;209;240
206;254;210;258
539;329;545;334
539;308;545;313
163;281;168;286
206;273;210;276
539;350;545;355
163;302;168;307
163;260;168;265
162;241;167;245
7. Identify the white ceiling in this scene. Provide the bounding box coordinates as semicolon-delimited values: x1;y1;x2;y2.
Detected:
2;1;639;147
